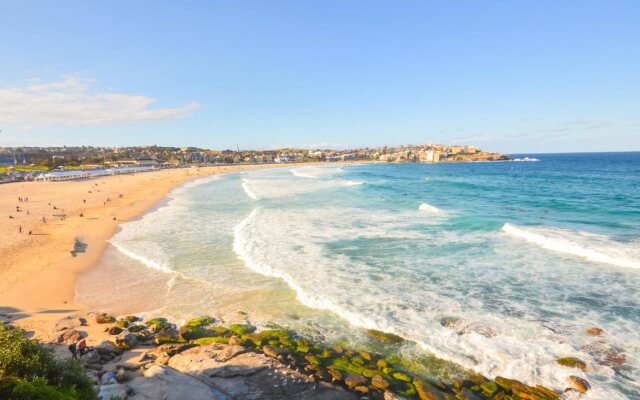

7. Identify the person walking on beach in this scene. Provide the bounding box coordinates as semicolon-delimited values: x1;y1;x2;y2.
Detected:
68;342;78;360
18;226;22;234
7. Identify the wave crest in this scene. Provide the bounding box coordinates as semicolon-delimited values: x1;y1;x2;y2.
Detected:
501;223;640;269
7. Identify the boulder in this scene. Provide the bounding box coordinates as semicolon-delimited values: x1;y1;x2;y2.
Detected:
372;374;390;390
366;329;404;344
145;317;174;333
95;312;116;324
108;326;124;335
127;364;227;400
98;383;128;400
115;332;138;349
566;375;590;394
56;329;85;344
228;323;256;336
556;357;587;371
344;373;368;388
100;371;117;385
154;327;182;345
262;345;289;359
82;349;101;365
96;340;123;356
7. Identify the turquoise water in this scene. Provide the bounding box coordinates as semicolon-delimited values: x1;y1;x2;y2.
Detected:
78;153;640;399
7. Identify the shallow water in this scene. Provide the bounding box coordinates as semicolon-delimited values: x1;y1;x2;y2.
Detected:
78;153;640;399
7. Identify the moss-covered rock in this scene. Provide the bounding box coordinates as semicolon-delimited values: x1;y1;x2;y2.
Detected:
510;382;560;400
185;316;215;327
107;326;123;335
361;368;376;378
495;376;519;391
114;320;129;329
123;315;140;323
480;381;498;397
145;318;174;333
154;328;184;345
193;337;229;345
393;372;411;382
366;329;405;344
414;380;447;400
329;357;365;375
242;333;263;347
95;312;116;324
229;323;256;336
556;357;587;371
127;324;146;333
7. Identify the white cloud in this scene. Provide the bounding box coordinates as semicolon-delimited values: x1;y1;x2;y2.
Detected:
0;76;198;126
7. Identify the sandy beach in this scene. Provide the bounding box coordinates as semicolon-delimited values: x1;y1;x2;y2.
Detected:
0;164;286;335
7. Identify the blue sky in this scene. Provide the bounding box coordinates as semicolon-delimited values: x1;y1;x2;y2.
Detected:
0;1;639;153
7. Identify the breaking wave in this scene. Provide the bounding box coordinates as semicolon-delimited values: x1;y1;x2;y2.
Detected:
501;223;640;269
418;202;446;216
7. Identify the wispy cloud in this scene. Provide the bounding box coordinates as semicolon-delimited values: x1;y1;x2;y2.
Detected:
0;76;198;126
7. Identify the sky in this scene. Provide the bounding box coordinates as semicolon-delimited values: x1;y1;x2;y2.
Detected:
0;1;639;153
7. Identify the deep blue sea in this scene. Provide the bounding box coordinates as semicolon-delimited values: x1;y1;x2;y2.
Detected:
79;152;640;399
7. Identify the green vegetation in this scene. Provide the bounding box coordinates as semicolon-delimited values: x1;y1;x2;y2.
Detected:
0;326;97;400
0;166;49;174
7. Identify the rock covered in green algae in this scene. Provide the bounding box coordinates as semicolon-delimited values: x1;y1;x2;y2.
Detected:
145;317;174;333
193;337;229;345
154;327;184;345
127;324;147;332
108;326;123;335
95;312;116;323
114;320;129;328
366;329;405;344
556;356;587;371
179;325;212;341
185;316;216;327
228;323;256;336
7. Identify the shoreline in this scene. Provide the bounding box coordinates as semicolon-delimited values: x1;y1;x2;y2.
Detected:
0;162;341;332
0;161;598;398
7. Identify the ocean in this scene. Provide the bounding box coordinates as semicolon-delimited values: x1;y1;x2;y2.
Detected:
77;152;640;399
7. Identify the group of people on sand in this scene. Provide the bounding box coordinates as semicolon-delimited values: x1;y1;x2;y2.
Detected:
68;339;91;360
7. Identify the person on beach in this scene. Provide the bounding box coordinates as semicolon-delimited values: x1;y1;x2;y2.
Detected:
68;342;78;360
18;226;22;234
77;339;88;357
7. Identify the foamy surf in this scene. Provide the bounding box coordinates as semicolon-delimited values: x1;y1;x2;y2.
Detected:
232;208;379;330
418;202;446;216
109;241;174;274
502;223;640;269
241;178;259;200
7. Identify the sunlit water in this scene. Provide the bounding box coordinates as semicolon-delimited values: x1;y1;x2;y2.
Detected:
77;153;640;399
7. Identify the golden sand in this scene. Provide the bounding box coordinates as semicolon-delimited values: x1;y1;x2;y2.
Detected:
0;164;288;331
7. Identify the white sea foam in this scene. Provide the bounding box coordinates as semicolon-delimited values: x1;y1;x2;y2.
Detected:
109;241;174;274
502;223;640;269
241;178;259;200
230;205;637;398
290;169;317;178
418;202;446;216
512;157;540;162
